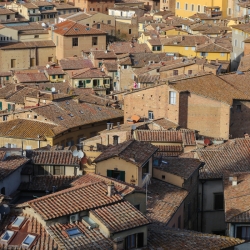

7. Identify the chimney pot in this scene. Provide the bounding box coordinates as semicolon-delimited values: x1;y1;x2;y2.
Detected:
107;182;115;197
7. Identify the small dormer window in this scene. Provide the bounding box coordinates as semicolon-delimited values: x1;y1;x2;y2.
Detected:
1;230;14;242
12;216;25;229
22;234;36;247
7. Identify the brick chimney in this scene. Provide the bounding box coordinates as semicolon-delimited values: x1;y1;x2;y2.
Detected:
244;133;249;139
107;182;115;197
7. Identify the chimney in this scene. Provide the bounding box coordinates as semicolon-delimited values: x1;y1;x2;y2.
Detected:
244;132;249;138
107;182;115;197
110;123;113;129
117;122;120;130
113;135;119;145
107;123;110;130
229;176;238;186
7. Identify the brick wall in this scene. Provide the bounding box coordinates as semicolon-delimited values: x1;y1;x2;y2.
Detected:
230;100;250;138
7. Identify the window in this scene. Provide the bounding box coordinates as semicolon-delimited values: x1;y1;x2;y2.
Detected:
30;58;35;67
134;204;140;210
198;5;200;12
34;35;39;38
173;70;178;75
97;23;100;29
178;215;181;228
185;3;188;10
92;36;98;45
1;230;14;242
129;29;131;34
241;41;244;49
234;39;238;47
11;59;16;68
169;91;176;104
12;216;25;228
162;175;165;180
185;46;189;50
214;193;224;210
113;135;119;145
3;115;7;121
72;37;78;46
125;233;144;249
66;228;83;237
188;70;192;75
176;2;180;9
191;4;194;11
0;101;2;110
54;166;64;175
200;52;208;57
203;5;206;12
228;8;231;15
153;46;161;51
22;234;36;247
220;53;225;57
148;111;154;120
107;170;125;181
118;29;120;35
236;104;241;112
236;226;250;240
107;20;111;24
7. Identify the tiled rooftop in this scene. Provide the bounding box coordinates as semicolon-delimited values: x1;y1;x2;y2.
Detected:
108;42;151;54
54;20;106;36
28;182;123;220
47;221;113;250
154;157;202;180
0;40;55;50
19;175;78;192
155;145;183;157
170;73;250;105
147;224;244;250
0;213;58;250
32;151;79;166
15;72;49;83
59;57;94;70
90;201;150;233
224;172;250;223
71;68;109;79
147;178;188;224
94;140;158;167
71;173;143;196
0;156;29;181
197;139;250;179
152;118;180;129
0;119;56;140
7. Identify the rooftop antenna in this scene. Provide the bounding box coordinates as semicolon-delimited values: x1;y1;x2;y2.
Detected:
142;173;151;210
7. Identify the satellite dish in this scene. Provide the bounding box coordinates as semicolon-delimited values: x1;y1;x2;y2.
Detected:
78;150;84;159
72;150;78;157
51;87;56;92
70;145;77;152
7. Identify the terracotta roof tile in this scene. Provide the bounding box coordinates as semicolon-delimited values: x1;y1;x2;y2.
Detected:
47;221;112;250
147;178;188;224
154;157;202;179
90;201;150;233
155;145;183;156
15;72;49;83
0;119;56;140
197;139;250;179
71;68;110;79
0;40;55;50
94;140;158;167
28;182;123;220
54;20;106;36
152;118;179;129
0;84;18;98
59;57;94;70
147;224;244;250
196;42;231;53
108;42;151;54
0;156;29;181
32;151;79;165
19;175;78;192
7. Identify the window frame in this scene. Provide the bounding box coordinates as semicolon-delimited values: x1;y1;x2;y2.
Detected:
169;91;176;105
72;37;78;46
213;192;224;210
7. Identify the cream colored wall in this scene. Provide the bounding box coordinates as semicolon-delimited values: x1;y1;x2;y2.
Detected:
65;166;75;175
19;33;50;42
52;32;106;60
0;136;50;149
0;27;18;42
125;192;146;214
96;157;139;185
153;168;184;188
0;47;56;71
77;13;115;27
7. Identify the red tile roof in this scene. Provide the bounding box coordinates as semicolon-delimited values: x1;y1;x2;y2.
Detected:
108;42;151;54
15;72;49;83
71;68;109;79
155;145;183;156
28;182;123;220
90;201;150;233
94;140;158;167
31;151;79;166
59;57;94;70
197;139;250;179
147;224;244;250
0;156;29;181
0;41;55;50
54;20;107;36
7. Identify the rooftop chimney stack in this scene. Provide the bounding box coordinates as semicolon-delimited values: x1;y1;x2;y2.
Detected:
107;123;110;130
244;133;249;139
107;182;115;197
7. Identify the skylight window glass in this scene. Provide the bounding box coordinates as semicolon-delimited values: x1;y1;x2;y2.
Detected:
12;216;25;228
1;230;14;241
66;228;82;237
22;234;36;246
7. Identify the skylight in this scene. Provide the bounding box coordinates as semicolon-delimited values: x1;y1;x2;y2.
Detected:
58;116;64;120
66;228;83;237
79;110;84;114
12;216;25;228
22;234;36;247
1;230;14;241
69;113;74;117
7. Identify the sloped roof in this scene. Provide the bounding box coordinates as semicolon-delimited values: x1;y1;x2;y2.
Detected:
109;42;151;54
54;20;106;36
59;57;94;70
94;140;158;167
28;182;123;220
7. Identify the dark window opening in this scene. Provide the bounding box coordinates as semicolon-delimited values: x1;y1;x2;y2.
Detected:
107;170;125;181
236;104;241;112
214;193;224;210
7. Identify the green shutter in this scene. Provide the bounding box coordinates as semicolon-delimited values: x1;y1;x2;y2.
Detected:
0;102;2;111
107;170;113;177
8;104;11;111
120;171;125;181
